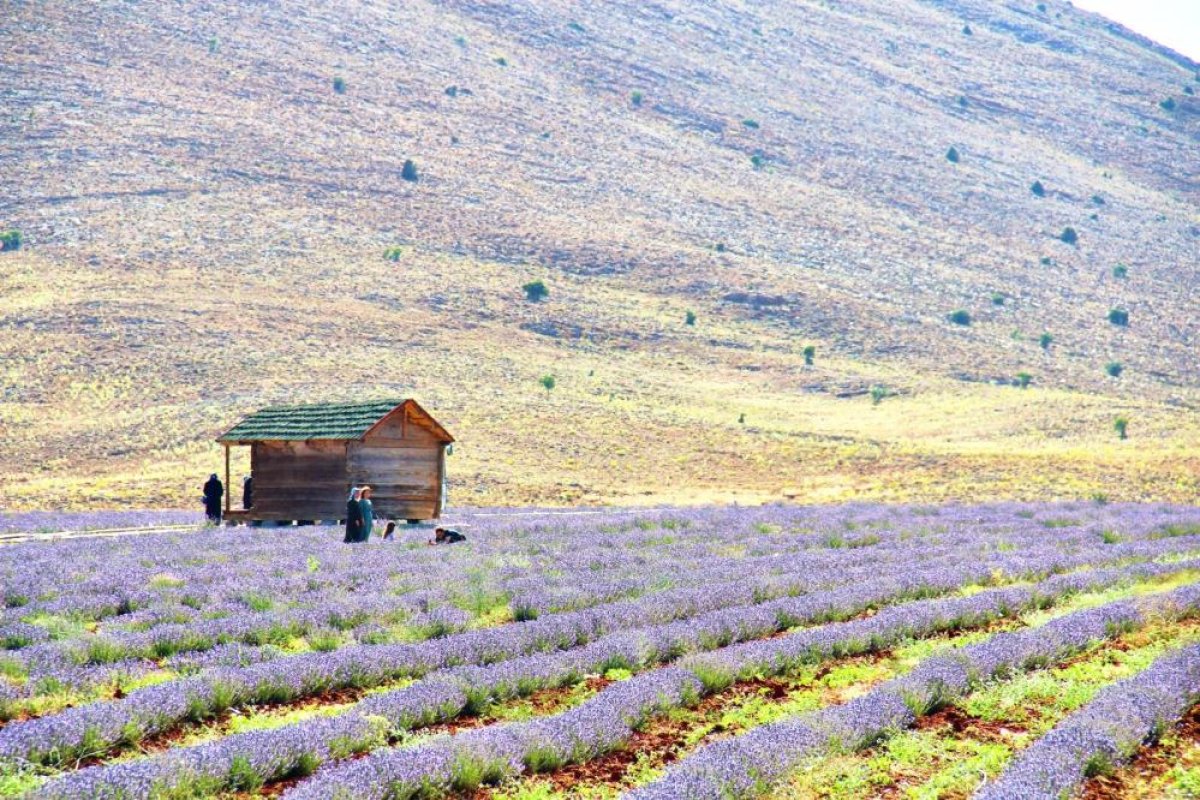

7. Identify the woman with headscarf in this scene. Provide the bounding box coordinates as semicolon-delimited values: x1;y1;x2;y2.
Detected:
359;486;375;542
344;487;363;543
202;474;223;523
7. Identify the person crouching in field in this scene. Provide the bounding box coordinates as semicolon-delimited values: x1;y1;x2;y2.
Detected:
429;526;466;545
382;521;397;541
202;474;223;523
344;487;363;543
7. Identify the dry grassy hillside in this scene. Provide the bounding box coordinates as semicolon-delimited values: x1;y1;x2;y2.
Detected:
1;0;1198;509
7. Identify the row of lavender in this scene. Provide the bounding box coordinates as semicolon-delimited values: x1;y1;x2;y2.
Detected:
269;567;1200;799
0;511;1073;763
6;502;1188;767
30;545;1200;797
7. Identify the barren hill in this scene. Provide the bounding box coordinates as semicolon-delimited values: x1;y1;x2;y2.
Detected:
2;0;1198;509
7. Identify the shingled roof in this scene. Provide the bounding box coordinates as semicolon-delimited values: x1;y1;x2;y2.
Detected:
217;399;451;443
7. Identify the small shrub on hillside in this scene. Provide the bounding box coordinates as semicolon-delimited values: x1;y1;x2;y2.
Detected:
445;86;458;97
1160;97;1176;111
738;412;746;424
742;119;760;129
1186;86;1196;96
401;160;419;182
1037;3;1047;12
207;37;219;54
1059;227;1078;245
1039;332;1053;350
962;24;973;35
567;21;585;33
1105;361;1123;377
0;230;22;252
494;56;508;66
1091;194;1105;206
630;90;643;107
1108;308;1129;326
948;309;971;326
991;292;1006;306
945;146;960;163
803;345;815;366
1113;416;1128;440
1031;180;1046;197
383;246;403;262
715;243;726;252
1040;256;1053;266
522;280;549;302
685;310;696;326
750;153;766;169
1015;372;1032;388
332;76;346;94
1112;264;1128;279
540;375;556;392
870;385;889;406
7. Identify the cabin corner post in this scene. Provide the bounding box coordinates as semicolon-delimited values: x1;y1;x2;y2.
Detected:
223;443;231;516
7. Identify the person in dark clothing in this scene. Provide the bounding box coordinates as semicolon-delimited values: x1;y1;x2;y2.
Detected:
344;487;364;543
202;474;223;523
242;475;253;510
382;521;397;541
429;526;466;544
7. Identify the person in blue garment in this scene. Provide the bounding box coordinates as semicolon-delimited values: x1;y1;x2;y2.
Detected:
358;486;375;542
343;487;363;543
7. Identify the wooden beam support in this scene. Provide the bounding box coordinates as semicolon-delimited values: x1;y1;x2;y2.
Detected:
224;443;231;516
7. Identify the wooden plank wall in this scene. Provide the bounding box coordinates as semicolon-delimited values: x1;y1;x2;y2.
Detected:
252;440;348;520
354;409;442;519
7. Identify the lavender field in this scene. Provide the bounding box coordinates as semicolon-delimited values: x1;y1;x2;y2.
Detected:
3;504;1200;799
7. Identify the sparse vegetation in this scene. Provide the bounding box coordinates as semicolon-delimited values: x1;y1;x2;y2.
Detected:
945;146;960;163
207;36;219;55
1160;97;1176;111
750;153;766;169
1060;227;1078;245
1108;308;1129;326
630;90;643;107
383;246;403;262
1114;416;1129;439
962;24;972;35
401;160;419;182
539;374;556;392
0;230;22;252
1105;361;1123;378
991;292;1006;306
947;309;971;326
1112;264;1128;279
870;385;889;406
332;76;346;94
1092;194;1105;206
522;280;549;303
738;412;746;424
1031;180;1046;197
494;56;508;67
803;345;815;366
1039;332;1053;350
685;310;696;326
742;119;760;129
1015;372;1032;388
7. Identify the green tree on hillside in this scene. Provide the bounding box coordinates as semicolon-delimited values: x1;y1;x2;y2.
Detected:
401;160;419;182
332;76;346;94
523;280;549;302
0;230;21;252
540;374;556;392
803;345;815;366
1114;416;1129;439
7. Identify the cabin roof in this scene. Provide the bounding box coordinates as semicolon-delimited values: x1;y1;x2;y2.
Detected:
217;399;453;443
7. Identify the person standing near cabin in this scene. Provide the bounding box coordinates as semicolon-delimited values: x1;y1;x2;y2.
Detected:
344;487;363;543
242;475;253;510
359;486;374;542
202;474;223;523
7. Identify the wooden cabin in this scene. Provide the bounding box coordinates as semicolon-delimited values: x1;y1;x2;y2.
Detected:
217;399;454;524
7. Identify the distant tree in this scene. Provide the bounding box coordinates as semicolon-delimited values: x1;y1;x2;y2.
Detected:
494;56;508;66
803;345;815;366
383;246;403;262
0;230;21;252
630;90;643;107
715;243;727;252
685;310;697;326
1015;372;1032;388
738;412;746;424
401;160;419;182
1091;194;1105;206
567;21;586;33
1040;256;1053;266
750;153;766;169
207;36;219;54
742;118;760;129
1030;180;1046;197
948;309;971;326
946;146;960;163
540;374;556;392
1108;308;1129;326
991;292;1006;306
445;86;458;97
962;24;973;35
1185;86;1195;96
1160;97;1176;112
1105;361;1123;378
1114;416;1129;440
1112;264;1128;279
1039;332;1053;350
958;96;969;108
1059;227;1078;245
332;76;346;94
1037;3;1047;12
870;385;889;406
523;280;549;302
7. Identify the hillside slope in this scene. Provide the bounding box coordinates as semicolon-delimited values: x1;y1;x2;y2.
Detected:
1;0;1198;509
